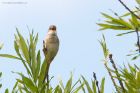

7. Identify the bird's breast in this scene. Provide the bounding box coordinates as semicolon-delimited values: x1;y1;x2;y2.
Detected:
45;35;59;52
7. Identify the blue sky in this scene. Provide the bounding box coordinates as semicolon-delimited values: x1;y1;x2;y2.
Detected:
0;0;137;92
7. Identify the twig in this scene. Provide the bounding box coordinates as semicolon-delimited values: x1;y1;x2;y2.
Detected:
45;63;50;92
134;64;140;71
135;28;140;53
117;0;140;54
93;72;101;93
104;63;119;92
118;0;140;20
109;54;125;93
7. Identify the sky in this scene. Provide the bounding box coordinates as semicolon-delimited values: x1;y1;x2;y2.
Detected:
0;0;138;92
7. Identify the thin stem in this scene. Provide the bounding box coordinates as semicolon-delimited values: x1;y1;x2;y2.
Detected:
135;28;140;53
104;63;119;93
109;54;125;93
93;72;101;93
45;63;50;92
118;0;140;20
117;0;140;54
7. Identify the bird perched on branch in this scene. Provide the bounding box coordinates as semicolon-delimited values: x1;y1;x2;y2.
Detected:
43;25;59;64
43;25;59;84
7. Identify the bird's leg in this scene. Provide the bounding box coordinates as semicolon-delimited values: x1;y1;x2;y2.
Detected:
46;63;50;92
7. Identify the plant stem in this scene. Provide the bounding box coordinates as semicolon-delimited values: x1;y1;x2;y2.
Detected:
93;72;101;93
46;63;50;92
109;54;125;93
135;28;140;53
104;63;119;93
117;0;140;20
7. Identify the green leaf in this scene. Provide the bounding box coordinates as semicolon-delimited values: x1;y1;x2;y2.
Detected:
5;89;9;93
0;54;21;60
0;84;2;89
82;76;93;93
14;37;32;77
73;82;84;93
14;40;23;60
16;28;30;63
79;80;86;93
116;31;135;36
22;76;38;92
136;0;140;4
16;79;24;84
64;74;73;93
59;79;65;90
128;64;136;74
38;59;48;87
54;85;62;93
0;72;2;78
100;77;105;93
92;80;96;93
131;14;139;28
34;50;41;83
136;71;140;86
99;35;109;59
12;81;18;92
71;79;80;91
34;33;38;47
29;31;37;82
101;13;114;19
0;43;3;50
101;13;132;29
98;23;131;30
132;54;140;60
121;10;139;17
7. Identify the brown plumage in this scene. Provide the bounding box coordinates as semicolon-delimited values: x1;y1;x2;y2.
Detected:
44;25;59;64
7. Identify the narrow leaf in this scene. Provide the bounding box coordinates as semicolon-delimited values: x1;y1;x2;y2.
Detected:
0;54;21;60
100;77;105;93
82;76;93;93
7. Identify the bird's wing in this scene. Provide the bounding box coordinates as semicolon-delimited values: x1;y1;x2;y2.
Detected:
43;40;48;56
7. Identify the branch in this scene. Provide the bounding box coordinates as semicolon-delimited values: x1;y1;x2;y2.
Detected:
109;54;126;92
118;0;140;20
104;63;119;92
135;28;140;53
93;72;101;93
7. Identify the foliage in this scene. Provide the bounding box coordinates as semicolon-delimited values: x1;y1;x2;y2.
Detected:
1;0;140;93
0;29;53;93
0;43;3;50
81;75;105;93
97;12;140;35
98;0;140;93
0;28;106;93
0;72;2;89
97;2;140;60
119;64;140;93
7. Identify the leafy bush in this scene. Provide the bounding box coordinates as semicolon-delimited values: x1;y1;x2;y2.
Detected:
0;29;105;93
1;0;140;93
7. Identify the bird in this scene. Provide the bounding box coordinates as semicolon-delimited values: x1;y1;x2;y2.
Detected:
43;25;59;83
43;25;59;64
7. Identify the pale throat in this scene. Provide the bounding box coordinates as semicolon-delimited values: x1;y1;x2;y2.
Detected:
48;30;57;35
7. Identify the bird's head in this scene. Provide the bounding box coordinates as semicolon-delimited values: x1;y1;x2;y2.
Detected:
49;25;56;32
48;25;57;35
